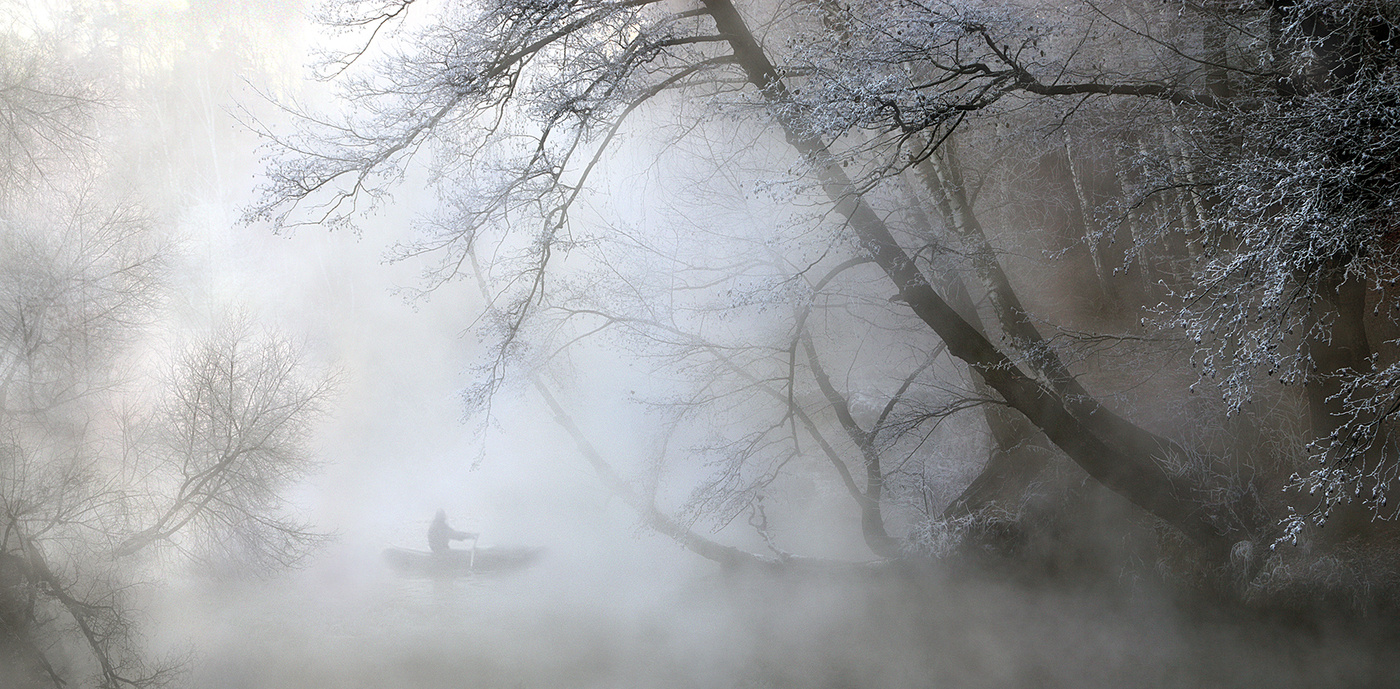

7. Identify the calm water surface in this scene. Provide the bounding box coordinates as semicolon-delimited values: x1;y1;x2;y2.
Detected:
148;537;1399;689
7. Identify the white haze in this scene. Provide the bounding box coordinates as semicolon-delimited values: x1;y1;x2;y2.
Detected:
9;1;1394;688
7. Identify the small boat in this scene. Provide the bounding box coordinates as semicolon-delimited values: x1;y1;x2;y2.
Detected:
381;545;544;577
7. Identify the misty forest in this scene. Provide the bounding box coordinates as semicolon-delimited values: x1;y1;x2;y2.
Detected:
3;0;1400;686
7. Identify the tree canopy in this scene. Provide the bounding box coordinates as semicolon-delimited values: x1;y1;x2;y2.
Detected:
252;0;1400;607
0;4;332;686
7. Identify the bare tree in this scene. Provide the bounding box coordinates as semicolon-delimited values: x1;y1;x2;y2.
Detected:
0;6;335;686
253;0;1400;603
0;200;334;687
115;319;334;569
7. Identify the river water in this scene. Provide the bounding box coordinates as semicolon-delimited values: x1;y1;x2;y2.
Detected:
142;535;1399;689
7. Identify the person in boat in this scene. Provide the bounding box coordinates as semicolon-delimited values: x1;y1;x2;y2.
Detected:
428;509;478;555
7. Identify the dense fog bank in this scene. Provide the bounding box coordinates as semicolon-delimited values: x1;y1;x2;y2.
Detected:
138;548;1400;689
5;0;1400;686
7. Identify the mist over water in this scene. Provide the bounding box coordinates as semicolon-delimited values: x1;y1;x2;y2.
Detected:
134;225;1397;689
138;233;1396;689
137;320;1400;689
139;533;1399;689
6;1;1400;687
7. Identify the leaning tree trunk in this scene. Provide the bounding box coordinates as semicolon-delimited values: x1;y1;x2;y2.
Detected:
897;150;1057;521
702;0;1248;560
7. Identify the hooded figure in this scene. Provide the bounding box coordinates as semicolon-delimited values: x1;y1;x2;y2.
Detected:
428;509;478;554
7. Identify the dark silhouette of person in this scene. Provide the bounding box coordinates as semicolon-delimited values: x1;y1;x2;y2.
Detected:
428;509;478;554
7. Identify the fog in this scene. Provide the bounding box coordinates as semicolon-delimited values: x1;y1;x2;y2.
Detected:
5;0;1400;687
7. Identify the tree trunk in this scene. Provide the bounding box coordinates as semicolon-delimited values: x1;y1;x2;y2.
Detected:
703;0;1244;558
800;334;902;558
1063;130;1112;303
899;166;1056;526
